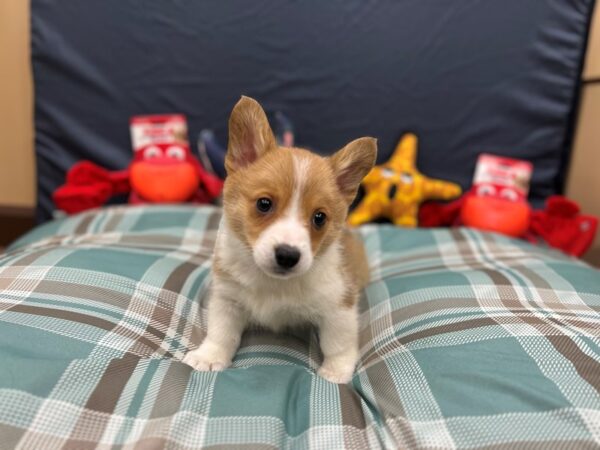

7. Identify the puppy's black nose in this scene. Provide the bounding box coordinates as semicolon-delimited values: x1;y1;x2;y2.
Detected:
275;245;301;269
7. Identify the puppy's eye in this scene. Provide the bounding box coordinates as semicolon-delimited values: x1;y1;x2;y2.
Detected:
313;211;327;229
256;197;273;213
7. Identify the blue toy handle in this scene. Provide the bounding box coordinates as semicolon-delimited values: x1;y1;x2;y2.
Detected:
197;130;227;179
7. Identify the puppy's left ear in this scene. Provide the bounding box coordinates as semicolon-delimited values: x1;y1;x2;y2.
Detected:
330;137;377;204
226;96;277;174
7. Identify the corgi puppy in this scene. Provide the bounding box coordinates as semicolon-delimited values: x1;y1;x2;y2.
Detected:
183;96;377;383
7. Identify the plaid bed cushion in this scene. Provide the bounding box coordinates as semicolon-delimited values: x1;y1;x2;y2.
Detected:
0;205;599;449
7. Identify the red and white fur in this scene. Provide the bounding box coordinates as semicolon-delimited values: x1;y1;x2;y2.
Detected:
183;97;377;383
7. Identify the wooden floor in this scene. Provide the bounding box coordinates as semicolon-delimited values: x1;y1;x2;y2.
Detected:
0;206;36;247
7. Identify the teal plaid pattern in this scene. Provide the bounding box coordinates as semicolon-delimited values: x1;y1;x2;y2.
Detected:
0;205;599;449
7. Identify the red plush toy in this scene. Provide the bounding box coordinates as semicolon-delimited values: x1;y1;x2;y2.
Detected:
420;154;533;237
419;194;598;257
526;196;598;257
54;115;223;214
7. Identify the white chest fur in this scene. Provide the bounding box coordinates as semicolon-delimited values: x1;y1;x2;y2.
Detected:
213;220;347;331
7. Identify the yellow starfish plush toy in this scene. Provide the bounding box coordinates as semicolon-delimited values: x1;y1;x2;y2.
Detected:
348;133;462;227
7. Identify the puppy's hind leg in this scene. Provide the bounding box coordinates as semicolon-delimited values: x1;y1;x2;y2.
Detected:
183;295;247;371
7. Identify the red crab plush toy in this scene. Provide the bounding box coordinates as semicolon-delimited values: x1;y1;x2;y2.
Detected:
418;154;598;257
54;115;223;214
419;194;597;257
526;195;598;257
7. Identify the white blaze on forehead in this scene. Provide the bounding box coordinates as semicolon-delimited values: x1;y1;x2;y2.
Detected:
251;152;315;276
270;153;312;244
288;154;311;219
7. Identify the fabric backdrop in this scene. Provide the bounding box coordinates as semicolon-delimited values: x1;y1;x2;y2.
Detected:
31;0;596;221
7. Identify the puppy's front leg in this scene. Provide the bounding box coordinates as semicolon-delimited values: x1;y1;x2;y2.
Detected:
317;305;359;384
183;294;247;371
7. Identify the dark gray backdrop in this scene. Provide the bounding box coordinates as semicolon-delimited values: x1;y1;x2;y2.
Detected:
31;0;596;221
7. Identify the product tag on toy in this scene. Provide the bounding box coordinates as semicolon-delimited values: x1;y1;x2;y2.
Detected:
130;114;189;157
472;154;532;202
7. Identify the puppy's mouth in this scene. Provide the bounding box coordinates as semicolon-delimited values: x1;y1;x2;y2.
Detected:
263;265;301;279
251;243;312;279
253;258;307;279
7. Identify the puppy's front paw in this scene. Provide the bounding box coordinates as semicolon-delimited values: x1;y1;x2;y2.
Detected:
317;363;355;384
183;343;232;372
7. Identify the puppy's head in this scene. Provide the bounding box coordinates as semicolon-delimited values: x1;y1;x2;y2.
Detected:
223;96;377;279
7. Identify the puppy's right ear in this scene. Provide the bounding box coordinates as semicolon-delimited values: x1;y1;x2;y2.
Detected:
330;137;378;204
226;96;277;174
